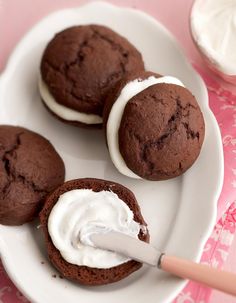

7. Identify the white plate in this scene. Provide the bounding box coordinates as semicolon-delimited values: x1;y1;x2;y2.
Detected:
0;2;223;303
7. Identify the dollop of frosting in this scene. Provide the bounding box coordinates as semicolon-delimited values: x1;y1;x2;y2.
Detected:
38;76;102;124
48;189;140;268
106;76;184;179
191;0;236;75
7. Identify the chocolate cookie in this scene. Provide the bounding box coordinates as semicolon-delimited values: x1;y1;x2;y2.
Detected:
0;125;65;225
104;71;205;180
39;25;145;128
40;178;149;286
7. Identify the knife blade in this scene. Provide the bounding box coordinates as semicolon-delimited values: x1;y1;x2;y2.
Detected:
90;230;163;267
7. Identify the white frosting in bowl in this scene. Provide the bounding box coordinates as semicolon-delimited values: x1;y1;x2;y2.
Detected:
38;76;103;124
106;76;184;179
191;0;236;76
48;189;141;269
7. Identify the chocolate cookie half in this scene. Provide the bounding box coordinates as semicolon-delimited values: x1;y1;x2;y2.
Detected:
40;178;149;285
0;125;65;225
103;71;205;180
39;25;145;128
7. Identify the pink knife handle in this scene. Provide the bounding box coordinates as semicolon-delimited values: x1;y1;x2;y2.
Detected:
160;255;236;296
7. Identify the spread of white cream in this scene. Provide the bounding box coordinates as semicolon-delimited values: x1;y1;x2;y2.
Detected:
106;76;184;179
48;189;141;268
38;76;103;124
191;0;236;75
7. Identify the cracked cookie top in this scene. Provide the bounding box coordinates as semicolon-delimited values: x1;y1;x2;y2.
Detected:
40;25;145;123
0;125;65;225
104;71;205;181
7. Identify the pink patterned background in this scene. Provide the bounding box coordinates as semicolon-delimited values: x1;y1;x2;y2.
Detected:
0;1;236;302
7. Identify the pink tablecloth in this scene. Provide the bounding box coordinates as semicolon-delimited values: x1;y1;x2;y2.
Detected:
0;1;236;302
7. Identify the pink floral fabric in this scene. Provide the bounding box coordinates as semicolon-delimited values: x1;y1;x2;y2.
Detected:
0;266;29;303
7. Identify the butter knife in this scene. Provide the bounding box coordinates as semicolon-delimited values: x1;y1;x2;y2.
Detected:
91;231;236;296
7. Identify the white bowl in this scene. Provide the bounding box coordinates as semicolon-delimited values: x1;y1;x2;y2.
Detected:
190;0;236;85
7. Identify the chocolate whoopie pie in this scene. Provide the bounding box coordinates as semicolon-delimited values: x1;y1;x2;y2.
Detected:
103;71;205;180
40;178;149;286
39;25;145;128
0;125;65;225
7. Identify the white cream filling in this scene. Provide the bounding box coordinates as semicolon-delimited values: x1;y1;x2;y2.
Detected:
106;76;184;179
38;76;103;124
191;0;236;75
48;189;141;269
